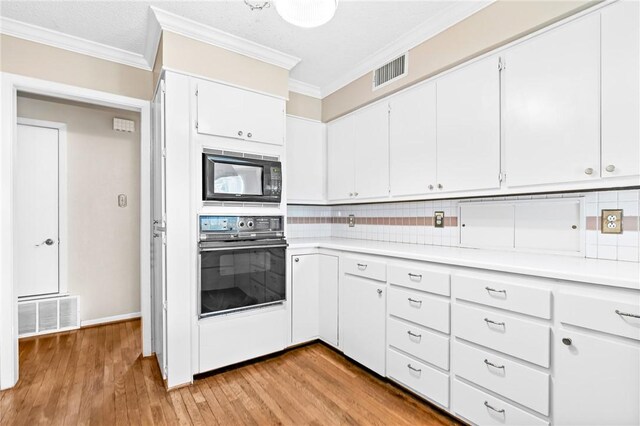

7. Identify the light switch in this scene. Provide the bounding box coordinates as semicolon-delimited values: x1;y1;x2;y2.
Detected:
434;211;445;228
118;194;128;208
601;209;622;234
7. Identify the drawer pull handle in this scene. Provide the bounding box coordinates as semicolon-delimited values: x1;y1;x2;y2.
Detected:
407;364;422;373
616;310;640;319
408;273;422;280
485;286;507;295
484;401;505;414
407;330;422;339
484;318;505;327
357;263;368;270
408;298;423;305
484;359;505;369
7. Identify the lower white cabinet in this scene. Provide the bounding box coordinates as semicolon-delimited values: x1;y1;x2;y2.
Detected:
341;274;386;376
554;329;640;426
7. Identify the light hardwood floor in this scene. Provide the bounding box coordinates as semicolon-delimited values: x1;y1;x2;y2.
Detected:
0;319;461;425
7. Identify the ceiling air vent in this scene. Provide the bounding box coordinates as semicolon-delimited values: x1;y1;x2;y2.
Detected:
372;54;408;91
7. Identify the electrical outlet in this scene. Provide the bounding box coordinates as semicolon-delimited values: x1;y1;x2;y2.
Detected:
348;214;356;227
434;211;445;228
601;209;623;234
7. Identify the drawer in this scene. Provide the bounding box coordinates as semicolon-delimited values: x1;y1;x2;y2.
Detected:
453;304;550;368
453;274;551;319
387;348;449;408
452;380;549;426
557;292;640;341
344;257;386;282
388;317;449;370
388;287;450;333
453;341;549;415
388;264;450;296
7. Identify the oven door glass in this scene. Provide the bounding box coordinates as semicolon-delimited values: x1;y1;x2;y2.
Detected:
199;245;286;317
213;162;263;195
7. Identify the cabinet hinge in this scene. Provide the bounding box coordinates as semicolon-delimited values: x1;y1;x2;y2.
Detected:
163;301;168;311
498;57;506;71
195;121;199;130
498;172;506;183
160;80;166;94
161;148;167;158
195;88;198;96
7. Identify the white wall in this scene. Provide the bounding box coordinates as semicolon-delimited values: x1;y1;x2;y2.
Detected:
17;94;141;322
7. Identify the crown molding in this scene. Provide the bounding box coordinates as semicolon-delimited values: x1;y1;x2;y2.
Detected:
320;0;494;98
150;6;301;71
288;79;322;99
0;16;151;71
144;9;163;69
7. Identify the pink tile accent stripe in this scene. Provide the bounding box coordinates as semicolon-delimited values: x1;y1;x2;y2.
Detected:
288;216;459;227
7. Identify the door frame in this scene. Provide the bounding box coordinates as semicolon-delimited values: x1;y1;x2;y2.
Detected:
15;118;68;297
0;72;152;390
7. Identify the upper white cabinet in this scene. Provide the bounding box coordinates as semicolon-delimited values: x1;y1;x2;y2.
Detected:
196;80;284;145
389;82;437;197
327;114;356;201
286;117;326;203
436;55;501;193
601;0;640;179
504;15;600;187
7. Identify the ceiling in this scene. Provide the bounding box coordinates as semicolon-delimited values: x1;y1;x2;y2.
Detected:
0;1;489;92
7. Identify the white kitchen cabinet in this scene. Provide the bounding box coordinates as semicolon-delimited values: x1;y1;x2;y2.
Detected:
504;14;600;187
327;115;356;201
554;329;640;426
196;79;284;145
286;117;326;203
389;82;437;197
601;0;640;179
354;102;390;200
436;55;501;193
341;274;386;375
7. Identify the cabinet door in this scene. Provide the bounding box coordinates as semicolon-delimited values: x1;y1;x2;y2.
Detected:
244;90;284;145
601;1;640;178
554;330;640;425
327;116;356;201
291;255;319;344
318;255;339;347
286;117;326;202
389;82;437;197
436;55;501;193
354;102;390;200
504;15;600;187
341;275;386;375
196;81;245;140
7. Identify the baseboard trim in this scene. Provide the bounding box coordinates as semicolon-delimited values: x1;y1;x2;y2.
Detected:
81;312;141;328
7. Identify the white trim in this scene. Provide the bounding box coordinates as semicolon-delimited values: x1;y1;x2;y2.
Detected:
286;114;322;124
0;17;151;71
15;117;69;296
151;6;301;71
144;10;164;70
288;79;322;99
0;72;152;390
320;0;494;97
81;312;142;328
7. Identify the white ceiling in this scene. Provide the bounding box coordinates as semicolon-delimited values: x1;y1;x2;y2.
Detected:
0;1;489;93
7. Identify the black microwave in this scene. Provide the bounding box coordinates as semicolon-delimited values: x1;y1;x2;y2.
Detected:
202;153;282;203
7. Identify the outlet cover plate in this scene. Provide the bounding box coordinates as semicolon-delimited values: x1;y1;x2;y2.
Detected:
434;211;445;228
601;209;623;234
348;215;356;227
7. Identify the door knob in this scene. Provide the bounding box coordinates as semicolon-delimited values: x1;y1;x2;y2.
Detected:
605;164;616;173
36;238;54;247
562;337;572;346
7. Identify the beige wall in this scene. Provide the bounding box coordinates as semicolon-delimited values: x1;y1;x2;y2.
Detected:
322;0;598;122
17;95;141;322
1;34;153;100
286;91;322;121
161;31;289;99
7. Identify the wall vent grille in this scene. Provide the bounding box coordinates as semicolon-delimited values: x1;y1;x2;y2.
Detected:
18;296;80;338
373;54;408;90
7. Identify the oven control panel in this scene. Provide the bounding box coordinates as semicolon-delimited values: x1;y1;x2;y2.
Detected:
199;215;284;240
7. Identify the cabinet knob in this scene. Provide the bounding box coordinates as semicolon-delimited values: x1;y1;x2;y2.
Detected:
562;337;572;346
238;130;243;136
349;192;354;197
247;132;252;138
354;192;359;197
294;258;299;262
606;164;616;173
377;289;383;295
437;184;443;190
428;184;434;190
584;168;594;175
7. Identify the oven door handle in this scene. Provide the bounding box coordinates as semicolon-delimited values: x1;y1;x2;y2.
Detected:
199;243;289;252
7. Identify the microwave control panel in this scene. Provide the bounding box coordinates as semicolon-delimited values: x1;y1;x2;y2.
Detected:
199;215;283;239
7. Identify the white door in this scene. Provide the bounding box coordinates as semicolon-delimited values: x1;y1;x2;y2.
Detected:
291;254;320;344
341;275;386;375
389;82;437;197
15;123;60;298
327;116;356;201
196;80;245;140
318;254;339;347
504;14;600;187
436;55;501;193
286;117;326;202
354;102;390;200
243;90;284;145
554;329;640;425
601;0;640;179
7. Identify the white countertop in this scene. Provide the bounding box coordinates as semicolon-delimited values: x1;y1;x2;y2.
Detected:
288;237;640;290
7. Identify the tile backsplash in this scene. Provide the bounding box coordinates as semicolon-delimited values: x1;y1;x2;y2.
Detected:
287;189;640;263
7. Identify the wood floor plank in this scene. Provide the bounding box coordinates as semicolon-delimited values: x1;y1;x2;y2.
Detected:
3;320;462;426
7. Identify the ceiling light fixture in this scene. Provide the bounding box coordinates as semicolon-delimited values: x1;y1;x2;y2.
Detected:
275;0;338;28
